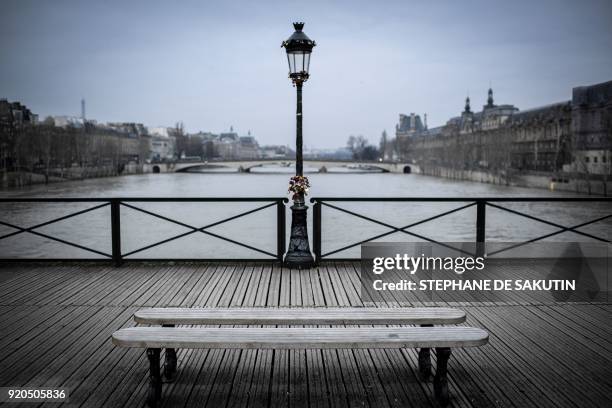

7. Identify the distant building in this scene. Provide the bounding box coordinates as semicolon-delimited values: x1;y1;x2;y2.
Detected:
393;81;612;176
149;135;175;161
148;127;172;138
261;145;295;159
396;113;425;138
570;81;612;175
53;116;85;128
0;99;37;128
107;122;148;137
238;131;260;159
147;126;177;161
304;147;352;160
1;99;39;171
215;130;240;159
193;128;264;160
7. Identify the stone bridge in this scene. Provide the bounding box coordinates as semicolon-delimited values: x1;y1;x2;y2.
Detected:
146;159;418;174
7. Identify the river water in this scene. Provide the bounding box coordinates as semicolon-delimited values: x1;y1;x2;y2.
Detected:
0;169;609;259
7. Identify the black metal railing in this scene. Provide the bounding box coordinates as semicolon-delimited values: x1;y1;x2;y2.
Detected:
0;198;287;265
310;197;612;262
1;196;610;265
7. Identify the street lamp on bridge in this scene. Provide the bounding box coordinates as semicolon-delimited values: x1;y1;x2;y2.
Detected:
282;22;316;268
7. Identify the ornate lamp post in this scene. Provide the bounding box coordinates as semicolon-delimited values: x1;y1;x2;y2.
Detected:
282;22;316;268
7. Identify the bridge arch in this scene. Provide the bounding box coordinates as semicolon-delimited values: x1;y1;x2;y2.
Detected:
172;160;414;174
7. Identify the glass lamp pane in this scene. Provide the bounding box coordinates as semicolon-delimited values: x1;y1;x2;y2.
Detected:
291;53;297;73
286;50;312;75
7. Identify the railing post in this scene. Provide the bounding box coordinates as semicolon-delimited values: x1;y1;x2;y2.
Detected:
313;199;322;265
277;200;286;262
476;200;486;256
111;199;122;266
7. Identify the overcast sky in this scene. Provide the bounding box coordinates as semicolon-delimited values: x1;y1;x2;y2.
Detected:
1;0;611;148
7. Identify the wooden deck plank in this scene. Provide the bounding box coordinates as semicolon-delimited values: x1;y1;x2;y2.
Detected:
0;266;79;305
306;349;330;408
253;265;272;307
0;261;609;408
467;306;602;407
35;266;116;306
335;348;369;407
515;305;612;386
269;349;290;407
159;349;210;408
0;306;107;385
321;349;350;408
164;264;205;306
0;265;44;293
499;305;611;402
204;265;238;307
74;347;142;408
537;305;612;354
226;349;257;408
0;306;100;375
367;349;429;408
0;305;69;349
205;349;243;407
248;265;275;408
246;349;273;408
241;265;263;307
230;264;255;307
3;265;79;305
33;308;137;406
182;348;226;407
189;264;228;307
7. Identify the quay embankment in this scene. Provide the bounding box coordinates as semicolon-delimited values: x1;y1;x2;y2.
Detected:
417;165;611;196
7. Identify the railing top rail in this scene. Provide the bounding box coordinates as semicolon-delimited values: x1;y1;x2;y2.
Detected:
311;197;611;202
0;197;289;203
0;196;608;203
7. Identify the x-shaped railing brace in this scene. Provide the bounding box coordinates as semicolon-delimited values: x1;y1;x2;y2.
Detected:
0;202;112;257
120;202;278;258
320;201;611;259
320;202;477;258
485;202;611;256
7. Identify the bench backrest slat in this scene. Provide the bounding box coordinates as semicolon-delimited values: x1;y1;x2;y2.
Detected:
134;307;465;325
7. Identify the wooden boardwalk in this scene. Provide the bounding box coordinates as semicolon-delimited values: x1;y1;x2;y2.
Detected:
0;262;610;408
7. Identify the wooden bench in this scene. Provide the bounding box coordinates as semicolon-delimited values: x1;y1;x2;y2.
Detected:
112;308;487;407
134;307;465;386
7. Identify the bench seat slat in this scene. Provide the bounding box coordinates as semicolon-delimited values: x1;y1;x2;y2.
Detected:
134;307;466;325
112;327;488;349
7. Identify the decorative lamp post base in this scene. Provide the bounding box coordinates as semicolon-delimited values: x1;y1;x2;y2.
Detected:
284;196;315;269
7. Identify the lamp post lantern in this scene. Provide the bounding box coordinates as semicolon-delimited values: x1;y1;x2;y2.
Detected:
282;22;316;268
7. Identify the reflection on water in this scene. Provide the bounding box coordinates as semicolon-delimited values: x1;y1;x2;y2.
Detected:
0;172;609;259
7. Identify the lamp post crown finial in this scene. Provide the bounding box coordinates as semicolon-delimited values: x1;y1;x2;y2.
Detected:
293;22;304;31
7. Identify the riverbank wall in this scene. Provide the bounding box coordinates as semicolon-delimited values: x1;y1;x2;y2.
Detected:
1;163;145;189
417;165;610;196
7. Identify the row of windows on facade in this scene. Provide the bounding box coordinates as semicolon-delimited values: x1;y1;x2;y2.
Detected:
584;156;607;163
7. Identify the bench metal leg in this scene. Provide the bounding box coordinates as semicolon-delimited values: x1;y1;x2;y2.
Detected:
164;348;177;382
162;324;177;382
146;348;162;408
418;324;433;380
434;347;451;406
418;348;432;380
